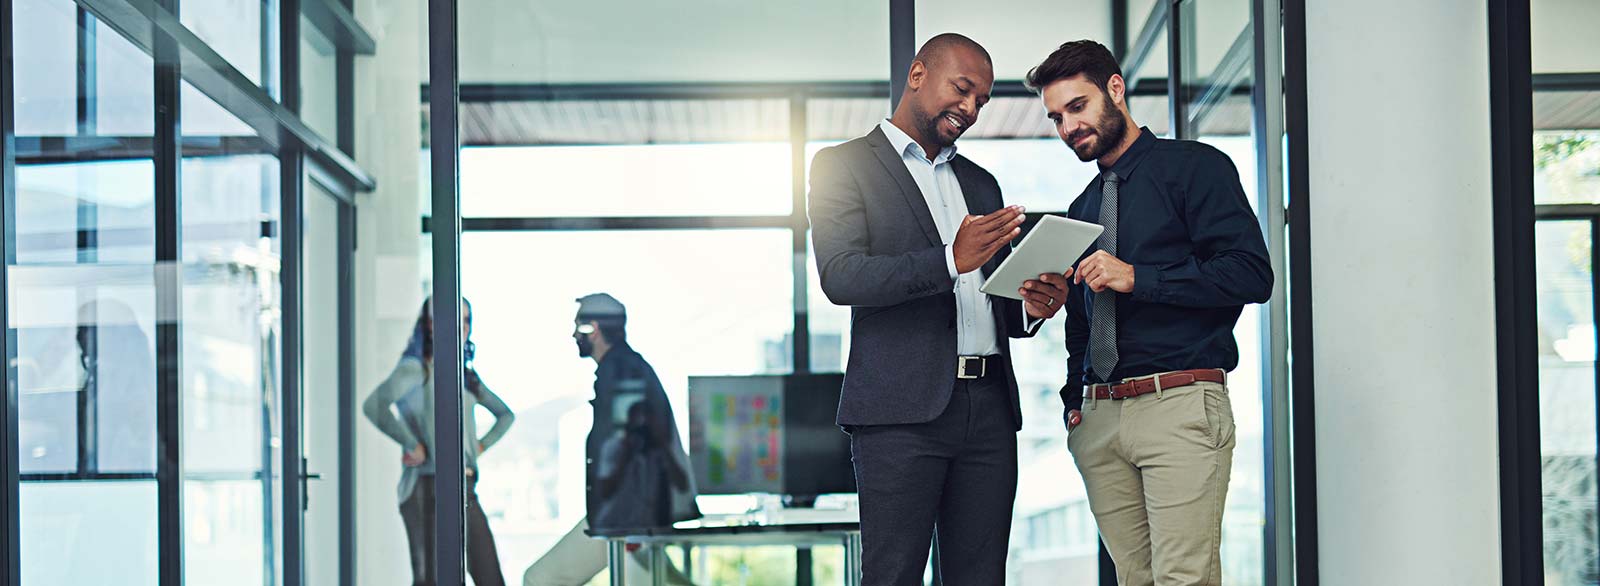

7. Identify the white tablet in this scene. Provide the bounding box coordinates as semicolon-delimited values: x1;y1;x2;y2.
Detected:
979;215;1104;301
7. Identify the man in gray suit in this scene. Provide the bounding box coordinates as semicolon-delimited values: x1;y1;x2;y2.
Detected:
808;33;1072;585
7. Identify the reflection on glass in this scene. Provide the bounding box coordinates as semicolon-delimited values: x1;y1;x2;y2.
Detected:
462;229;791;581
1535;220;1600;585
87;298;158;472
498;294;701;584
14;281;158;476
179;115;280;585
11;4;163;583
575;293;699;533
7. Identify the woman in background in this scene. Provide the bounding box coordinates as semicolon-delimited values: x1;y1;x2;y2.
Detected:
364;297;515;586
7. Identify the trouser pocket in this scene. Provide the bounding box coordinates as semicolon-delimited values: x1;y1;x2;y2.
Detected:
1200;383;1235;450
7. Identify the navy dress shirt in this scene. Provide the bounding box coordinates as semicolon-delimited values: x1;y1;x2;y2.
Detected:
1061;128;1273;412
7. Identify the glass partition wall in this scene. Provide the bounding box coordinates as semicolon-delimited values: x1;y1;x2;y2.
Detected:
2;0;1296;584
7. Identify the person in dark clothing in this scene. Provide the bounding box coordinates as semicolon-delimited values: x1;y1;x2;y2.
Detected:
806;33;1072;585
574;293;698;533
1027;40;1273;585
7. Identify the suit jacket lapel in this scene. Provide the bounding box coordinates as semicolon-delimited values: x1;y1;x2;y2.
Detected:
867;127;942;247
953;157;1004;277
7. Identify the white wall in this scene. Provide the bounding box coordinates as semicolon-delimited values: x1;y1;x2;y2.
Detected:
1533;0;1600;73
350;0;432;583
1305;0;1501;584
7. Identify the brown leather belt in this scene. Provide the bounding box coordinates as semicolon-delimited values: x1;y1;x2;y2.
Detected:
1086;369;1226;400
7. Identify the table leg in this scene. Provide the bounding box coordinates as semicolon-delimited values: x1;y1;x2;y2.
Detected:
844;533;863;586
608;540;628;586
650;544;667;586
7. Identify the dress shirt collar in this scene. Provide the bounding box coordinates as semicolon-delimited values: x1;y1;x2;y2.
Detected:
879;119;957;165
1102;126;1157;180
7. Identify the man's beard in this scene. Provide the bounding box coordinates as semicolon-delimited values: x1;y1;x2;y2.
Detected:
917;108;960;149
576;336;594;358
1066;99;1128;162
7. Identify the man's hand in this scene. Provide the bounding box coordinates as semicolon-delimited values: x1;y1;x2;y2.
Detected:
1065;409;1083;431
1074;250;1135;293
402;443;427;467
953;206;1026;274
1021;271;1071;319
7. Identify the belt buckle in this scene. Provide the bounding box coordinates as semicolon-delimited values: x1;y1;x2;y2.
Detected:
957;356;985;380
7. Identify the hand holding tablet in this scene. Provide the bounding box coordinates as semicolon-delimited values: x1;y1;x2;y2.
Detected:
979;215;1104;301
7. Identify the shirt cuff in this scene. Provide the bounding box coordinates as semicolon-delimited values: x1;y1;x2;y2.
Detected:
945;244;960;280
1023;314;1045;333
1131;264;1162;302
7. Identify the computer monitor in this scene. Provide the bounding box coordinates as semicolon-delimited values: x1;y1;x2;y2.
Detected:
687;373;855;501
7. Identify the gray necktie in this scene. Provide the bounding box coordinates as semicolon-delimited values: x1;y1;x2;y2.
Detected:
1089;171;1120;382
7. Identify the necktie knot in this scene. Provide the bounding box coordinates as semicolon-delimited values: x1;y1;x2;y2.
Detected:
1103;171;1120;185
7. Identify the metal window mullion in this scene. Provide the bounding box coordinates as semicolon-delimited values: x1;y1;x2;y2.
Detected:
261;0;274;100
1281;0;1319;581
888;0;912;110
75;3;103;478
1487;0;1541;582
791;94;809;374
280;0;305;583
336;199;356;586
1250;0;1293;584
78;7;98;134
334;0;354;156
1111;0;1129;61
1167;0;1186;139
1591;217;1600;580
427;0;466;585
1;0;19;581
153;0;185;582
279;141;304;586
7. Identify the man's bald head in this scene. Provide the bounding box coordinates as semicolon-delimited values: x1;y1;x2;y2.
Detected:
892;33;994;154
913;33;992;73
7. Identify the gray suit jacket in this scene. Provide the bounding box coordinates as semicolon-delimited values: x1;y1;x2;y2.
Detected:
808;126;1036;431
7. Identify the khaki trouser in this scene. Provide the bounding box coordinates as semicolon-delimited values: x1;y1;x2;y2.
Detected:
1067;380;1236;586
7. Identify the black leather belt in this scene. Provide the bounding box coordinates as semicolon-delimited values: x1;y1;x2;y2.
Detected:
957;355;1000;380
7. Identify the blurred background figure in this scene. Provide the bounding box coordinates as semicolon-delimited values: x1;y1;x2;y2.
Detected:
364;297;516;586
522;293;696;586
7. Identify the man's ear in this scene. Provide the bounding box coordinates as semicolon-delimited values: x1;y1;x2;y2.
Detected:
1106;74;1127;109
906;60;927;92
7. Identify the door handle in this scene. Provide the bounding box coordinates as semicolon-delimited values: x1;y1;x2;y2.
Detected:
300;457;323;511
